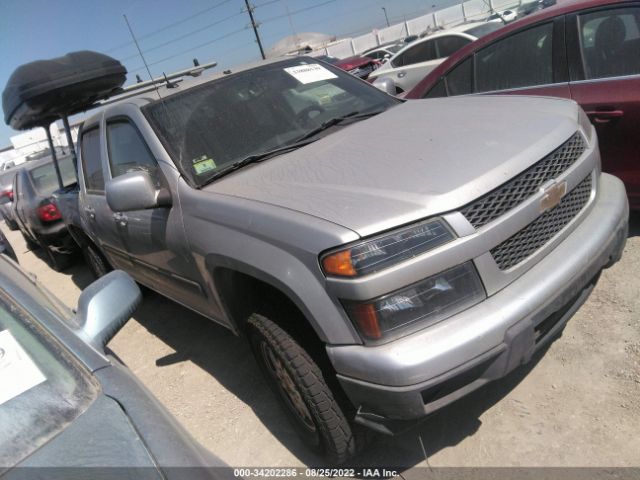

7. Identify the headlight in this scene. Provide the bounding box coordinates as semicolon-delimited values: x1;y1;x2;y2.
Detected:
321;219;454;277
343;262;486;342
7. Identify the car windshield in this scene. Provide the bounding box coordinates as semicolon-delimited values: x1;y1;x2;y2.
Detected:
464;22;505;38
0;288;98;470
143;57;398;187
28;156;77;195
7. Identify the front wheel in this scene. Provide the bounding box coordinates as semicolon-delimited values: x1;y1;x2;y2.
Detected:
247;314;357;463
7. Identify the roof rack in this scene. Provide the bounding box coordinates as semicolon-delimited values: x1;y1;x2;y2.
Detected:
98;60;218;107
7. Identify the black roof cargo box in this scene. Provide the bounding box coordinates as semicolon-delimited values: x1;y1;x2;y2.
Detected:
2;51;126;130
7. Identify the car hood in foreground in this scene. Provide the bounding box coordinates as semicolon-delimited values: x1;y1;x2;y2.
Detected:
206;96;582;237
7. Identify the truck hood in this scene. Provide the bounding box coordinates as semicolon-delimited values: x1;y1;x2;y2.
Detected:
205;96;582;237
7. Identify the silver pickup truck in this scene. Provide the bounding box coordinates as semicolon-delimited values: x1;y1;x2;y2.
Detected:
55;56;628;462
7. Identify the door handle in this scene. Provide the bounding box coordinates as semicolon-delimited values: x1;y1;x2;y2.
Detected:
585;109;624;124
113;212;128;227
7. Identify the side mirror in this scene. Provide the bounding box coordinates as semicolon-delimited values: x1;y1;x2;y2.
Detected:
74;270;141;351
106;170;170;212
374;77;396;96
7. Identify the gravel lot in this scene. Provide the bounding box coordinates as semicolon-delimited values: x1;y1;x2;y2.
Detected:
3;212;639;472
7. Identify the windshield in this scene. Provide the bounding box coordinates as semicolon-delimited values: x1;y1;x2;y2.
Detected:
143;57;398;187
0;290;98;469
28;156;77;195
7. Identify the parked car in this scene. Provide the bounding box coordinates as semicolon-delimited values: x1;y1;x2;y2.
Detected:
24;146;68;162
368;21;505;94
362;42;405;63
0;256;228;476
315;54;380;79
518;0;557;17
486;9;518;23
0;228;17;262
406;0;640;210
5;51;629;463
0;168;18;230
5;154;78;270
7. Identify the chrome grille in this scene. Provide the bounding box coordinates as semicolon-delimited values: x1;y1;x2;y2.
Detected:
491;175;593;270
461;132;586;229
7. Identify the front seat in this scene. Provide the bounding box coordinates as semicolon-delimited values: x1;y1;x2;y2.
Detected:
593;15;627;77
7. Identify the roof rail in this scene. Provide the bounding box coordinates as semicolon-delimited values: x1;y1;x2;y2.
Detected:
95;60;218;108
119;60;218;94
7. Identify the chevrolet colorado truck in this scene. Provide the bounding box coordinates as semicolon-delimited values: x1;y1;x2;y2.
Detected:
53;56;628;462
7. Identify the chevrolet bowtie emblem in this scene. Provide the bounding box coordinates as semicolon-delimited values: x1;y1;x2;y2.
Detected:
540;181;567;213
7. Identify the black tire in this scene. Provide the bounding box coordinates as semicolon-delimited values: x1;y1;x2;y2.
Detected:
38;239;72;272
247;313;357;463
82;241;111;278
4;216;18;231
21;230;40;251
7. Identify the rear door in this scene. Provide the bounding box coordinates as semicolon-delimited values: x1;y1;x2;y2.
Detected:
78;124;129;270
391;38;442;92
566;3;640;208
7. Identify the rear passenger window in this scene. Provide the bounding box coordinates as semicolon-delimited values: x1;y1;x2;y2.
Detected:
106;120;158;182
80;128;104;193
578;7;640;80
394;40;437;67
476;23;554;92
435;36;471;58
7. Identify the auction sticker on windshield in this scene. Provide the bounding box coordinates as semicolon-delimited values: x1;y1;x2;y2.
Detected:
284;64;337;84
0;329;46;405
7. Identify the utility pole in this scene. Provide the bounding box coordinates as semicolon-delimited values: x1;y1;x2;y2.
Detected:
244;0;265;60
381;7;390;27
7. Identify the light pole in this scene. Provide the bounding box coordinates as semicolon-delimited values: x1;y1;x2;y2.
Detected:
382;7;390;27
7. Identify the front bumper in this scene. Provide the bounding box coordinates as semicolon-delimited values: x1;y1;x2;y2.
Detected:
327;173;628;431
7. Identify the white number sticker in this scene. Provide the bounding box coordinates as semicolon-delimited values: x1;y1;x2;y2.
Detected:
284;64;338;84
0;329;46;405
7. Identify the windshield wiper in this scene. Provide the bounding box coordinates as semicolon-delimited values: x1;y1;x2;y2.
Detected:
206;139;317;182
204;108;386;183
294;109;386;143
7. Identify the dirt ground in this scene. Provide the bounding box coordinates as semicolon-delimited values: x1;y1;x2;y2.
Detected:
3;213;639;472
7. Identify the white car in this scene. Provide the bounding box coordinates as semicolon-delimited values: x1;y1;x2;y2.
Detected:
368;21;505;94
486;9;518;23
362;43;405;63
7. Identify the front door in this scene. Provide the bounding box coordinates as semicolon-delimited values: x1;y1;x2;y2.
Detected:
567;4;640;209
104;117;210;313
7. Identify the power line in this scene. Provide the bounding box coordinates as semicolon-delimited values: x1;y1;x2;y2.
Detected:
259;0;337;24
119;10;244;62
106;0;235;53
253;0;281;8
128;26;248;72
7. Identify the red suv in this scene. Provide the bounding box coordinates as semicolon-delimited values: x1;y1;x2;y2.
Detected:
406;0;640;209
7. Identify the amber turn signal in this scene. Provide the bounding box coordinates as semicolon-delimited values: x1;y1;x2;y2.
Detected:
348;303;382;340
321;250;357;277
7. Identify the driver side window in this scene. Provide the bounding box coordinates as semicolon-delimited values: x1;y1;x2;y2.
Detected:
106;120;159;183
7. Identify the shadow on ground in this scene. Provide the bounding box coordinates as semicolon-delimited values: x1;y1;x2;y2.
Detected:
54;209;635;470
628;211;640;237
71;271;554;470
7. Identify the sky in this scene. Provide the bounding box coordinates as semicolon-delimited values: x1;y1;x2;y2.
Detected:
0;0;460;147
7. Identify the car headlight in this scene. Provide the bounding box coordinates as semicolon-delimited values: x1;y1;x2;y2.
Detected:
343;262;486;342
321;219;454;277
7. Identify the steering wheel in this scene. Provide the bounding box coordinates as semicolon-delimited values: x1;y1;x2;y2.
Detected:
295;105;326;126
